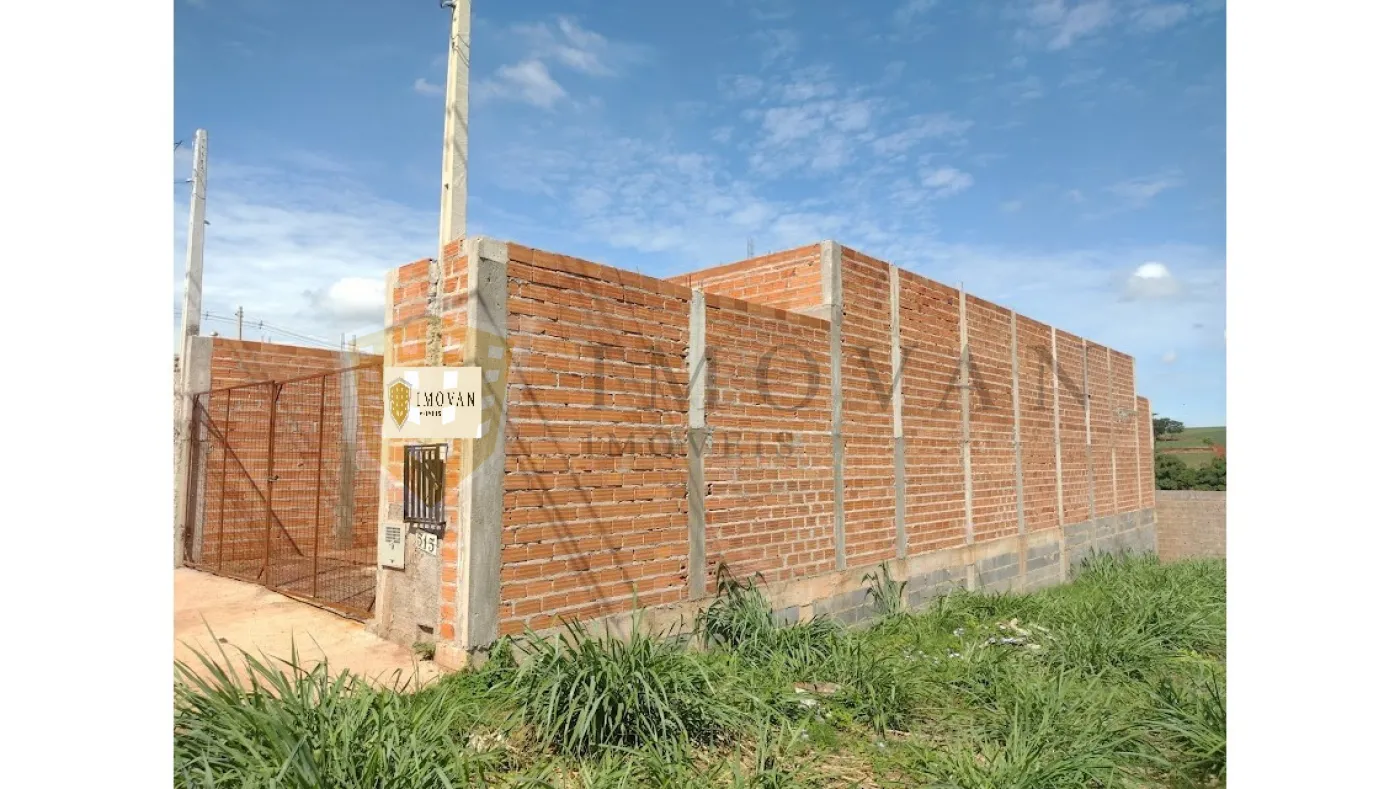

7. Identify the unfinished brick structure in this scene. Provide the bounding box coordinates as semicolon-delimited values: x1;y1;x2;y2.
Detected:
180;337;384;617
372;237;1157;665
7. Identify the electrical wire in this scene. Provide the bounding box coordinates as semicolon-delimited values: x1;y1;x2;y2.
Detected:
171;308;347;350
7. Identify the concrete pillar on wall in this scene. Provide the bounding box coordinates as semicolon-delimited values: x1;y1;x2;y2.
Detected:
889;265;907;560
686;288;709;599
958;287;976;589
174;336;213;567
455;237;509;654
821;240;847;571
336;348;359;550
1010;313;1027;586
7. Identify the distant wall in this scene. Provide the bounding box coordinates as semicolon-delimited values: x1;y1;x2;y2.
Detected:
1155;491;1226;562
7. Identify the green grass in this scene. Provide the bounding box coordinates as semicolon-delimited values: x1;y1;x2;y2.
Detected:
175;553;1226;788
1156;425;1226;469
1157;426;1226;449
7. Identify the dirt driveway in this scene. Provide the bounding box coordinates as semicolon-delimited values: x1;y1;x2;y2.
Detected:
174;568;441;689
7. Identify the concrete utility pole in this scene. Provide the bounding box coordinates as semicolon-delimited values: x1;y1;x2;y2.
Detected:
174;128;209;568
235;306;243;340
439;0;471;247
179;129;208;362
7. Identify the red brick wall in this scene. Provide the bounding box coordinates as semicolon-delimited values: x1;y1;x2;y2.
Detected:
839;248;897;566
209;338;355;390
702;292;836;589
1137;396;1155;511
1055;329;1091;524
966;296;1018;542
666;246;824;314
1110;350;1138;514
1085;341;1114;517
499;244;691;635
898;272;964;554
1016;316;1059;533
381;257;435;549
393;239;1159;638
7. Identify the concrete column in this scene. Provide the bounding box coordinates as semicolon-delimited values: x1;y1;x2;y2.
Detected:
457;237;509;653
1010;313;1027;586
821;241;846;571
889;265;907;560
336;348;359;549
686;289;708;599
959;287;975;589
173;336;212;567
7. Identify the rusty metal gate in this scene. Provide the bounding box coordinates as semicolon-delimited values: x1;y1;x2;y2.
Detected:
181;362;383;619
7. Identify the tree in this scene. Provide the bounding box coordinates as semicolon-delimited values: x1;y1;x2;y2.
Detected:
1155;453;1226;491
1155;453;1195;490
1152;412;1185;440
1194;456;1226;490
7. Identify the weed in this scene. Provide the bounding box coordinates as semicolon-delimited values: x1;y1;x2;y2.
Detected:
862;562;908;619
507;616;748;756
173;640;496;788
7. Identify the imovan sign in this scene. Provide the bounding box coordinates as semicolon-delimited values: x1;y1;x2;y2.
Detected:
383;367;483;439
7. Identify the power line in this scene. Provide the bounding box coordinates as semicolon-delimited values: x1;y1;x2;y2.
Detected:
170;308;345;350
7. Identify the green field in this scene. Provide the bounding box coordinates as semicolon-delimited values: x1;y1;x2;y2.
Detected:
1159;426;1226;449
1156;426;1226;469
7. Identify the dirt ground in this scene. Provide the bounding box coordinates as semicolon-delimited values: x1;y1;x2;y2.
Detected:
174;568;441;689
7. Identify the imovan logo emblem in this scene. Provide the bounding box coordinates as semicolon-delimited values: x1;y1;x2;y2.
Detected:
388;378;412;430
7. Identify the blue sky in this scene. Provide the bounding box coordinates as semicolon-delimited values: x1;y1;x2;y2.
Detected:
173;0;1225;425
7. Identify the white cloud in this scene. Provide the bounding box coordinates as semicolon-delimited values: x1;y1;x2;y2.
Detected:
480;60;567;109
1131;2;1191;32
1124;261;1184;300
412;77;443;96
920;167;974;198
511;16;647;77
1107;172;1185;208
871;113;973;156
754;29;800;69
1014;0;1213;51
1001;199;1024;213
310;277;386;325
894;0;938;25
1018;0;1116;51
1162;350;1178;364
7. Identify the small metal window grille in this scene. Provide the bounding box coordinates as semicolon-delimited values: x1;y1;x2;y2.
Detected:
404;444;447;533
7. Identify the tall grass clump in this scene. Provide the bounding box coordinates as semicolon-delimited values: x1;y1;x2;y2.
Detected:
862;562;908;619
174;642;498;788
506;617;748;756
696;565;841;671
1146;666;1227;784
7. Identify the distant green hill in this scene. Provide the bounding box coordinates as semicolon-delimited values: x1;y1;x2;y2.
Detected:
1155;426;1225;468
